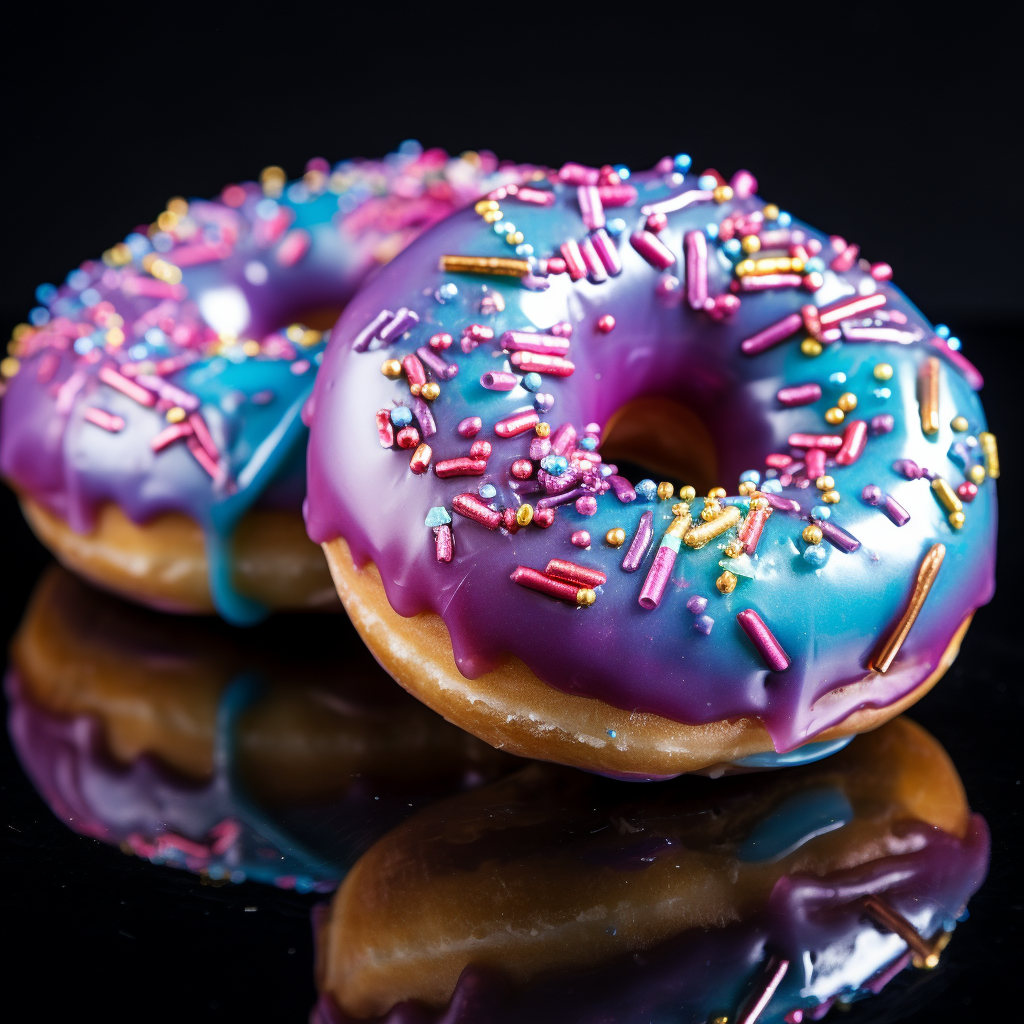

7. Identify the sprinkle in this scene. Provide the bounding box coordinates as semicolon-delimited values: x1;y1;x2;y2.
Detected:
763;493;802;514
83;407;125;432
684;231;708;310
509;351;575;377
931;477;964;526
917;357;940;435
622;511;654;572
590;229;622;276
516;503;534;526
737;274;803;291
353;310;395;352
435;457;488;478
412;397;437;437
577;185;605;229
435;523;453;562
607;475;636;503
559;162;599;185
452;492;500;528
861;896;946;970
571;530;591;547
835;420;868;465
135;375;200;412
480;370;519;391
424;507;451;527
765;454;793;470
829;242;860;273
533;507;556;528
736;610;790;671
417;346;458;380
457;416;482;438
805;448;826;480
560;240;587;281
577;236;608;283
390;406;413;428
788;432;843;451
740;313;803;356
738;506;771;555
439;255;530;278
187;413;219;462
869;543;946;673
814;517;861;552
495;409;540;438
545;558;607;588
979;432;1000;478
575;495;598;515
186;436;220;478
694;615;714;635
513;187;557;206
597;314;616;333
716;570;737;594
636;479;657;501
597;184;638;207
275;228;311;267
402;353;426;386
379;308;420;346
605;527;626;547
870;414;895;435
150;421;194;451
957;481;978;502
777;383;822;407
98;365;156;407
640;189;713;216
735;957;791;1024
683;504;742;548
629;230;675;270
511;566;594;605
501;331;570;356
817;292;886;327
409;443;432;474
639;511;692;609
429;332;453;350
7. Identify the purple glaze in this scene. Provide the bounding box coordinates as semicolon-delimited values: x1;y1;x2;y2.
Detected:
305;161;997;755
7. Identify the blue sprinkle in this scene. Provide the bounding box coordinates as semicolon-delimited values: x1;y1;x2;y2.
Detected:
478;483;496;499
599;464;613;477
522;371;542;392
607;728;617;738
935;323;950;338
965;434;979;449
804;256;825;274
287;182;310;204
957;907;970;922
28;307;50;326
777;212;792;227
606;218;627;237
398;139;421;156
495;220;514;235
739;469;760;485
811;505;831;520
79;288;101;307
828;372;847;386
144;327;167;346
128;344;148;360
579;436;597;450
697;174;718;190
34;283;57;305
694;614;714;635
947;336;961;351
722;238;743;261
872;387;891;400
125;232;151;256
541;455;568;474
674;153;692;173
152;232;175;253
390;406;413;427
435;282;458;304
636;479;657;501
764;468;778;479
705;223;719;240
73;337;94;355
534;393;554;412
761;479;783;494
515;243;534;257
803;544;830;568
66;269;90;290
686;595;708;614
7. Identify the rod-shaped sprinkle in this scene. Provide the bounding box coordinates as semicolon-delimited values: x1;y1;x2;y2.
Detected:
577;185;605;229
736;610;791;671
480;370;518;391
187;413;219;462
737;273;803;291
416;346;458;380
512;187;556;206
412;397;436;438
590;228;622;275
979;431;1000;478
738;506;771;555
577;235;608;283
814;517;861;552
83;407;125;432
862;895;945;969
409;443;432;474
817;292;886;327
640;189;713;216
353;309;395;352
150;421;194;452
375;409;394;447
501;331;570;356
434;457;488;478
630;230;675;270
735;957;791;1024
917;356;940;435
777;383;822;407
683;503;742;548
379;308;420;346
740;313;803;355
639;511;691;609
560;240;586;280
835;419;868;465
805;448;826;480
788;432;843;451
607;475;636;502
545;558;607;588
440;256;531;277
401;352;426;386
511;566;594;605
622;511;654;572
452;492;501;528
684;230;708;310
869;543;945;673
98;365;157;407
597;184;638;206
494;409;541;439
435;523;453;562
186;435;220;478
509;351;575;377
764;493;802;514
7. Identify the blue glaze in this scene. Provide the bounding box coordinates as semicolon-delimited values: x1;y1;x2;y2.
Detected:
738;787;853;861
733;736;854;768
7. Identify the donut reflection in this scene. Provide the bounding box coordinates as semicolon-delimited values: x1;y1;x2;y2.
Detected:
313;717;988;1023
6;566;513;892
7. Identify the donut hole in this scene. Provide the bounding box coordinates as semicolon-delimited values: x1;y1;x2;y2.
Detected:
295;306;345;331
600;397;718;496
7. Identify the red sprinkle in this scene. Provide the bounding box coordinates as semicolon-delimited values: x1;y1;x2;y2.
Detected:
457;416;482;438
510;566;583;604
533;507;555;528
452;492;501;528
835;420;868;466
435;457;488;478
402;353;426;386
957;481;978;503
544;558;607;588
469;440;492;460
777;383;822;407
765;453;793;469
409;443;432;474
511;458;533;480
509;351;575;377
560;240;586;281
495;409;540;438
597;314;616;333
376;409;394;447
429;332;453;350
396;426;420;449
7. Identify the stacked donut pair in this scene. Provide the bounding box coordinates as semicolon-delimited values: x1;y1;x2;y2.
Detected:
2;148;998;778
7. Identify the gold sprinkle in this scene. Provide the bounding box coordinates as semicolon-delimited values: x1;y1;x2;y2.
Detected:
12;324;33;343
1;356;21;378
482;210;503;224
873;363;893;381
815;475;835;491
534;422;550;438
679;485;696;502
862;894;948;969
979;431;999;479
440;255;530;278
657;481;674;501
821;490;841;504
516;503;534;527
763;204;780;221
951;415;969;432
166;197;188;217
917;356;940;435
242;340;261;357
714;184;734;203
105;328;125;347
824;407;845;425
724;540;744;558
156;210;179;232
968;464;986;485
869;543;945;673
260;166;286;197
685;504;742;548
671;503;689;517
505;231;525;245
700;499;722;522
716;570;737;594
738;480;756;497
300;329;322;347
166;406;186;424
948;510;966;530
474;199;499;215
801;338;822;357
605;527;626;547
420;382;441;401
381;358;402;379
286;324;305;342
576;588;597;607
741;234;761;253
707;486;726;500
837;392;858;412
802;524;823;545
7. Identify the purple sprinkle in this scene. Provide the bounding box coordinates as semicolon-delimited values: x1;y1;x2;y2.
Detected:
411;396;436;438
861;484;882;505
693;614;714;635
815;517;861;553
882;494;911;526
416;346;458;380
765;493;802;514
529;437;551;460
480;370;518;391
686;595;708;614
621;511;654;573
536;487;587;510
377;307;419;345
534;393;554;412
575;495;598;516
607;474;637;503
893;459;921;480
870;414;895;435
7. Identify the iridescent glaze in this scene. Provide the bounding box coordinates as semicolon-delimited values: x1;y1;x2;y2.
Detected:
0;144;532;622
306;158;997;753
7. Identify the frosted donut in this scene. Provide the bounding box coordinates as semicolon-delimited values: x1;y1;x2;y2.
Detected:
305;156;998;778
0;144;531;622
314;718;989;1022
7;566;511;889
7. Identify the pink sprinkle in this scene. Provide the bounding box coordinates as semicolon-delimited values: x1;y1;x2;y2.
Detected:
533;507;555;528
577;185;605;230
818;293;886;327
290;359;311;375
99;366;157;407
511;458;533;480
835;420;868;466
957;481;978;503
514;187;556;206
765;453;792;469
83;407;125;432
571;530;591;548
777;383;822;407
276;228;311;267
621;511;653;573
452;492;501;529
396;426;420;449
56;370;87;415
740;313;803;356
376;409;394;447
550;321;573;338
559;162;600;185
464;324;494;343
549;422;577;455
186;435;220;478
737;274;802;291
417;346;458;381
509;351;575;377
638;546;677;610
596;184;638;207
165;240;232;267
629;230;675;270
640;189;713;217
646;212;667;233
36;352;60;384
435;457;487;478
788;432;843;451
511;566;584;603
151;421;194;452
684;230;708;310
730;169;758;198
435;523;453;562
589;228;622;276
575;495;597;515
737;609;790;671
805;448;826;480
560;240;586;281
597;315;615;333
429;332;453;350
545;558;606;588
501;331;570;356
469;440;491;459
829;243;860;273
458;416;482;438
494;409;539;438
577;236;607;283
402;353;426;386
870;262;893;281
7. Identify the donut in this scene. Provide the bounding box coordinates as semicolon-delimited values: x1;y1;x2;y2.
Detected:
313;717;989;1022
305;156;998;778
0;144;532;622
7;566;511;889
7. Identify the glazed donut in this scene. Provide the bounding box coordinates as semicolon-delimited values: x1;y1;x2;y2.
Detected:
305;156;998;778
314;717;989;1022
7;566;511;889
0;143;531;622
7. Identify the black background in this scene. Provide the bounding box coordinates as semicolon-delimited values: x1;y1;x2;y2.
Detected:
1;7;1020;1021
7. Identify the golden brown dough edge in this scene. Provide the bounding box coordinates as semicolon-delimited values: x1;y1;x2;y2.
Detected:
20;495;338;614
323;535;971;776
